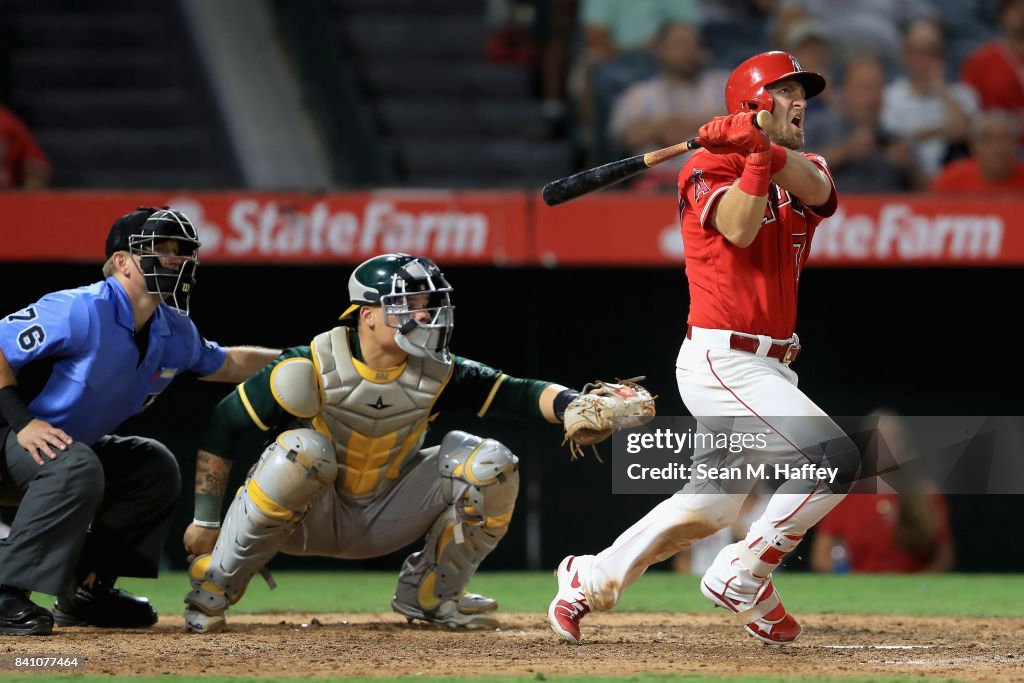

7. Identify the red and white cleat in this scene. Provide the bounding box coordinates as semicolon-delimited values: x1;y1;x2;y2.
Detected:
547;555;592;645
701;543;802;645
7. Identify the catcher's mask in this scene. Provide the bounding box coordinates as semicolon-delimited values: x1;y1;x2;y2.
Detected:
340;253;454;363
106;207;200;316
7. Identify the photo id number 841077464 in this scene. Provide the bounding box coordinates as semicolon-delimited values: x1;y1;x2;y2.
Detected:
0;655;84;669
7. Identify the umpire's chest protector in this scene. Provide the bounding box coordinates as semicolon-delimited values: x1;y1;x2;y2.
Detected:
309;327;453;500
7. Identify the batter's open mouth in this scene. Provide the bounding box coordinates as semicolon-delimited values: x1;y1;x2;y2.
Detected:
791;115;803;128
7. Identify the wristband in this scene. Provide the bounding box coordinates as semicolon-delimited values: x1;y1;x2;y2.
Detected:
0;385;35;433
194;493;224;527
552;388;580;422
737;156;771;197
192;518;221;529
770;144;788;173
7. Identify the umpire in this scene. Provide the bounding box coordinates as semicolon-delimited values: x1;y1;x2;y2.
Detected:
0;207;278;635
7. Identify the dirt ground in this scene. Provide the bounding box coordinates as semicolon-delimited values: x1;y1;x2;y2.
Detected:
3;613;1022;680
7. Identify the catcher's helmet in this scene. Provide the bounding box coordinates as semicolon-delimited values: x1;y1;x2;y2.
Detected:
340;253;454;363
725;51;826;115
106;206;200;316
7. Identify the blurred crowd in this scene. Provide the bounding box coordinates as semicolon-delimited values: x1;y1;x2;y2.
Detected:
523;0;1024;194
5;0;1024;194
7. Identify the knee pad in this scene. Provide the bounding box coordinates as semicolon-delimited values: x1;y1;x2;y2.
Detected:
438;430;519;527
396;431;519;610
250;429;337;511
186;429;336;608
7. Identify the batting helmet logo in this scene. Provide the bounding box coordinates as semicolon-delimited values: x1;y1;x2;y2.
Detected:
725;51;826;115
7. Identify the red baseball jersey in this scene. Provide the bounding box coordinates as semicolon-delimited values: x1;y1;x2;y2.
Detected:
0;107;50;188
817;493;951;573
677;149;837;340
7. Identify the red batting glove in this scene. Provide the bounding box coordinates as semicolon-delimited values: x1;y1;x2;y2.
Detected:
726;112;770;154
698;113;771;155
697;116;747;155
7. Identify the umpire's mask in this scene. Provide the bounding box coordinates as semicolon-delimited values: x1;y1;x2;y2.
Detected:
129;209;201;316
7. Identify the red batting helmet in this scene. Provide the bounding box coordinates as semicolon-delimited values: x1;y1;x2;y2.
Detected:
725;51;826;115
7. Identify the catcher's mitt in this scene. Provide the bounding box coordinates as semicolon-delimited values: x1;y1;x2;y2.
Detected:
563;377;656;460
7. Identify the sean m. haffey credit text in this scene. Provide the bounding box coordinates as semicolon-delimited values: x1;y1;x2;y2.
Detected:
623;428;841;484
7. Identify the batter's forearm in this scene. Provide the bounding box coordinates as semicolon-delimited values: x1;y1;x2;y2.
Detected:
772;151;832;207
710;187;769;247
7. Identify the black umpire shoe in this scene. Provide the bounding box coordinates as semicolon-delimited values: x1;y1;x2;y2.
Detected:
0;585;54;636
53;579;157;628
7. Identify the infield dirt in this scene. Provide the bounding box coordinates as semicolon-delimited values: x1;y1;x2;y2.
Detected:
21;613;1023;680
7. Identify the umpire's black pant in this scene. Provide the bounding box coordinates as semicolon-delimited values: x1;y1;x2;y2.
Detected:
0;428;181;597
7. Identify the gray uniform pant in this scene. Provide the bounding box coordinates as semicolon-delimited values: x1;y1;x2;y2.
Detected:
0;429;181;596
280;446;461;559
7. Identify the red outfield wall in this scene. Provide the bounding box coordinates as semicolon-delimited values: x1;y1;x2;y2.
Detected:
1;190;1020;266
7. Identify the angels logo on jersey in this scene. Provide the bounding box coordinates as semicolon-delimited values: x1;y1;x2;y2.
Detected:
690;169;711;202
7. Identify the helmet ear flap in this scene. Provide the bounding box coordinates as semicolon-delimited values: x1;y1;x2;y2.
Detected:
737;90;774;114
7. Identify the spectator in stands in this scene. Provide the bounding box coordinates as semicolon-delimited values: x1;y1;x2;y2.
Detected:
960;0;1024;145
774;0;938;73
810;412;955;573
579;0;700;61
804;55;926;192
782;18;836;112
930;110;1024;192
606;21;727;192
0;106;50;189
571;0;702;164
532;0;580;135
881;19;979;180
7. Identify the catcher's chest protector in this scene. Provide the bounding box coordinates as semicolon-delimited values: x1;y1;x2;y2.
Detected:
311;327;453;501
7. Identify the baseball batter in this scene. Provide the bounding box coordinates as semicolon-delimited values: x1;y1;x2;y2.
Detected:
549;51;860;645
181;253;650;633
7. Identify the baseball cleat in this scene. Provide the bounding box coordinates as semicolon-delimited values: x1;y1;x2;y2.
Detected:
184;607;226;634
547;555;592;645
701;543;801;645
391;593;499;629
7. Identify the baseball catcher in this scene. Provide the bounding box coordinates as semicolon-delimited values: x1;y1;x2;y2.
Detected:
181;253;654;632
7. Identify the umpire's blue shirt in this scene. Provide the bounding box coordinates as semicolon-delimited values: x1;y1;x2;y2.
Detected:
0;277;226;446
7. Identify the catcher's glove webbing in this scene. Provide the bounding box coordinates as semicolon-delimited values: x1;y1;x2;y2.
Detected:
562;376;656;461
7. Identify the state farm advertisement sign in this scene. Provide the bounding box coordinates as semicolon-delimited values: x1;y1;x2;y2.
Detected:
810;199;1013;265
2;191;1022;266
0;191;530;265
535;194;1024;266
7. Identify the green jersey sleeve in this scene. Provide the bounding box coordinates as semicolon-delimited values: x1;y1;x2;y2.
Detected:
199;345;313;460
434;355;554;421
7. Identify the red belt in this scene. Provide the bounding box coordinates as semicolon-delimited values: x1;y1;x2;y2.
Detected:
686;326;802;364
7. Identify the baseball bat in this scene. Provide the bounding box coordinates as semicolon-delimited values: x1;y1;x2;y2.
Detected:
542;110;774;206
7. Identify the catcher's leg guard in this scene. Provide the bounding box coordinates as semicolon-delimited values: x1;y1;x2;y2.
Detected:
392;430;519;629
184;429;336;633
